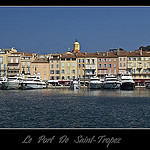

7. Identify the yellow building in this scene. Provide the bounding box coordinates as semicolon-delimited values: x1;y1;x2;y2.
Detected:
127;49;150;86
0;48;17;78
60;51;77;80
49;54;61;80
76;52;86;79
20;53;36;78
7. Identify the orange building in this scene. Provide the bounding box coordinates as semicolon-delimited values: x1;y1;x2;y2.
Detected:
31;56;50;81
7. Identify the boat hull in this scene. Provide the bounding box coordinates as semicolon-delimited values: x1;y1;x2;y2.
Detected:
103;82;121;89
2;81;20;90
121;82;135;90
21;83;46;89
89;83;103;89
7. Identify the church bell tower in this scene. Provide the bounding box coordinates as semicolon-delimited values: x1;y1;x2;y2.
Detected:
73;39;80;53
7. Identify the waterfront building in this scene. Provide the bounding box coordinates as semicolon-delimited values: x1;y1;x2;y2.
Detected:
7;51;24;77
0;48;17;78
127;49;150;86
20;53;36;78
97;51;118;79
76;52;86;79
31;55;50;81
117;49;128;75
60;51;77;80
49;54;61;80
84;52;98;79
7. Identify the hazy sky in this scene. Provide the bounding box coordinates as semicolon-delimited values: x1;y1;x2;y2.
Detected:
0;7;150;54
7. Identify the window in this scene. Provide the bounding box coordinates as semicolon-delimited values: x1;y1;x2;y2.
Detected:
44;71;46;75
44;77;46;80
72;69;75;74
109;70;111;74
55;70;60;74
11;58;13;63
103;59;107;62
11;64;13;69
87;59;90;64
44;65;46;68
27;62;30;67
79;70;81;75
16;58;18;63
109;59;111;62
61;70;65;74
144;63;146;67
99;64;102;68
57;64;59;68
82;59;85;63
120;63;122;67
82;64;85;67
104;64;107;68
51;64;53;68
0;64;1;69
124;63;126;67
72;63;75;67
0;57;3;63
62;63;64;67
114;59;116;62
134;63;136;67
99;59;102;62
108;64;112;68
133;58;136;61
68;69;70;74
114;70;116;74
22;62;25;67
120;58;122;61
92;59;94;64
78;59;81;63
124;58;126;61
4;64;6;69
114;64;116;68
82;70;84;75
67;63;70;67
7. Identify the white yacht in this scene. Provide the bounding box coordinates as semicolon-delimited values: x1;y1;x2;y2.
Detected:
20;76;46;89
0;78;3;89
70;79;80;90
89;77;103;89
103;74;121;89
120;74;135;90
2;76;23;90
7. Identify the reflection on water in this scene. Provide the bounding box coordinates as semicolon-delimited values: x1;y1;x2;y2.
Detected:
0;88;150;128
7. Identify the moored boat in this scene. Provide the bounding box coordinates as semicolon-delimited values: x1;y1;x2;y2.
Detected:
20;76;46;89
103;74;121;89
120;74;135;90
89;76;103;89
2;76;23;90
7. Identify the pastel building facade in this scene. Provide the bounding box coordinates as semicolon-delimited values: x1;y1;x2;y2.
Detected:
31;56;50;81
49;54;61;80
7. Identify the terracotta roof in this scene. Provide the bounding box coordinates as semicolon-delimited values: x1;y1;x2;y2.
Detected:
61;53;76;58
23;53;35;56
32;58;49;63
97;52;118;58
127;51;150;57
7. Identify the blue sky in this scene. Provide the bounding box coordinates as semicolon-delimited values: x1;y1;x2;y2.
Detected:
0;7;150;54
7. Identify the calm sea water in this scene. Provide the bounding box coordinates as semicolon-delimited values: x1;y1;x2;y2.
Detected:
0;88;150;128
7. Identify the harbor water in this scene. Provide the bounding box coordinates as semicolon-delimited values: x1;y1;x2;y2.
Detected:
0;88;150;128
